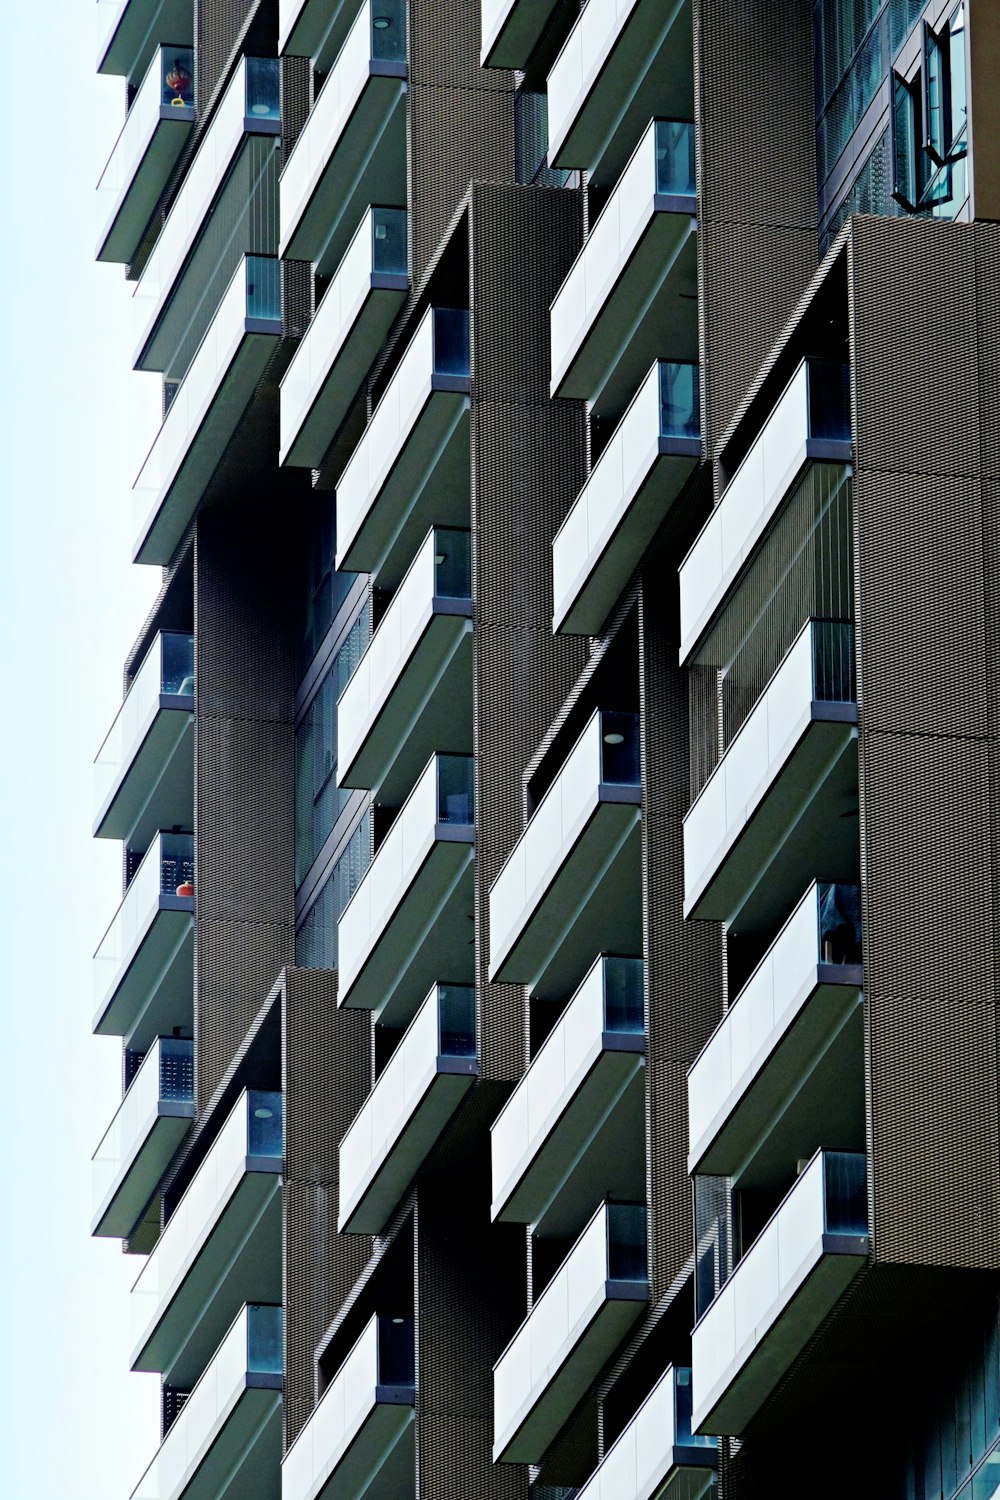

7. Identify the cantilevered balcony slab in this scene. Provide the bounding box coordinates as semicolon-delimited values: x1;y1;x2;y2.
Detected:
480;0;560;69
132;1304;282;1500
491;956;645;1236
97;0;194;80
546;0;693;184
575;1365;716;1500
338;754;474;1027
493;1203;648;1464
280;207;409;468
93;833;194;1052
97;46;194;265
489;711;641;1000
336;306;471;587
280;0;365;71
683;621;859;931
688;883;863;1182
553;361;699;635
92;1038;194;1239
94;631;194;846
339;985;477;1233
280;0;407;277
679;361;852;662
337;527;472;803
133;256;281;566
282;1315;415;1500
691;1151;867;1436
131;1091;283;1388
550;121;697;418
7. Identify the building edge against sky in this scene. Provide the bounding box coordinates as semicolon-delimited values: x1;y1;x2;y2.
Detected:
88;1;1000;1498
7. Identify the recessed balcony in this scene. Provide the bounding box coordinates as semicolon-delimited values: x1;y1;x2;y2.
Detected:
281;1315;415;1500
574;1365;716;1500
338;753;474;1027
280;206;409;469
491;956;645;1236
691;1151;868;1436
480;0;559;69
679;360;852;661
553;360;700;636
683;620;859;929
280;0;407;277
493;1202;649;1464
97;46;195;265
339;984;477;1233
488;710;641;999
131;1090;283;1387
131;1304;282;1500
94;631;194;846
688;883;864;1181
92;1037;195;1239
336;306;471;587
97;0;194;81
546;0;693;184
93;832;194;1052
133;255;281;566
280;0;365;71
550;120;697;418
337;527;472;803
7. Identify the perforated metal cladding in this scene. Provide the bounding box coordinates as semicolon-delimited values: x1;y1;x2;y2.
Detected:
282;968;371;1449
196;0;260;112
280;53;311;156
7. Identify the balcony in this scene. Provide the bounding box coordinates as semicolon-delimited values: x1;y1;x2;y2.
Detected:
282;1315;415;1500
480;0;561;68
491;956;645;1236
338;754;474;1027
691;1151;868;1435
688;883;864;1180
92;1038;195;1239
493;1203;648;1463
574;1366;716;1500
97;46;195;265
684;620;859;929
337;527;473;803
280;207;409;469
280;0;407;277
553;360;700;636
679;361;852;661
280;0;365;71
97;0;194;80
133;255;281;566
550;121;697;418
93;832;194;1052
488;710;641;1000
339;984;477;1233
132;1304;282;1500
131;57;280;375
131;1090;282;1387
94;631;194;846
336;306;471;587
546;0;693;183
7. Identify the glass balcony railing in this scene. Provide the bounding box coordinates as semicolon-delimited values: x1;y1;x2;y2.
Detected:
245;56;281;120
92;1037;194;1234
94;632;194;824
574;1365;716;1500
94;833;194;1016
431;307;470;377
659;359;700;439
654;119;696;196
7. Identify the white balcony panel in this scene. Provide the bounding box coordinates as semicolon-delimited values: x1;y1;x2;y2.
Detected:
280;0;365;70
546;0;693;183
132;1305;282;1500
549;122;697;418
280;1;406;276
280;208;409;468
337;528;472;802
683;622;858;928
574;1366;716;1500
339;985;477;1233
688;883;864;1179
691;1152;867;1435
491;956;645;1235
338;755;474;1026
131;1091;283;1387
493;1203;648;1463
133;257;281;566
488;711;641;999
92;1038;195;1238
97;0;193;80
281;1316;415;1500
480;0;562;68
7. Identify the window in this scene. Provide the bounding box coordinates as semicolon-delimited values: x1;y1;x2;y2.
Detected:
295;814;373;969
891;2;967;214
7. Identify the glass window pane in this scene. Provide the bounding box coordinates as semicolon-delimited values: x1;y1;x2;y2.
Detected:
372;207;408;275
602;957;644;1033
433;528;471;598
247;1091;283;1157
432;309;470;377
162;48;194;108
438;985;476;1056
371;0;406;63
246;56;280;120
437;755;473;824
606;1204;647;1281
599;711;640;786
377;1316;415;1384
247;1305;283;1374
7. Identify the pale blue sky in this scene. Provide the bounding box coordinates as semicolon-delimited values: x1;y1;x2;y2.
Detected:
0;4;170;1495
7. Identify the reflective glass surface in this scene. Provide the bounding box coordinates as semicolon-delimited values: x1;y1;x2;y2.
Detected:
602;957;644;1033
817;882;862;964
247;1090;283;1157
432;308;470;377
246;255;280;321
248;1303;283;1374
161;48;194;107
433;528;471;599
437;755;474;825
654;120;696;196
377;1315;415;1384
807;360;851;441
599;711;640;786
823;1150;868;1236
606;1203;647;1282
246;55;280;120
295;813;373;968
658;361;700;440
438;984;476;1057
372;206;408;275
161;633;195;695
370;0;406;62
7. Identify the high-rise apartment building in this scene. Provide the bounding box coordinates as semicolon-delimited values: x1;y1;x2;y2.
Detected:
89;0;1000;1495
